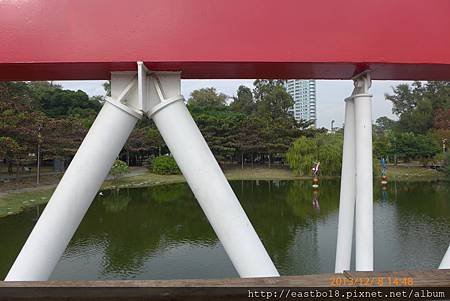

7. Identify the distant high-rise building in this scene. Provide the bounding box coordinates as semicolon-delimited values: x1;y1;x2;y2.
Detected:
284;80;316;126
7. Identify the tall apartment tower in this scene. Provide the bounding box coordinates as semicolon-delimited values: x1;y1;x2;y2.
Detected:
284;80;317;127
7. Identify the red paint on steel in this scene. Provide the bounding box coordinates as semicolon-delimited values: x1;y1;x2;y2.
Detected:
0;0;449;80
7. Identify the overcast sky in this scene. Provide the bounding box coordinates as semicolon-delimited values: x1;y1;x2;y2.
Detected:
56;79;410;129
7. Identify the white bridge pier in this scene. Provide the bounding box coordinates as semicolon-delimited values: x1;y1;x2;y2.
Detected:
6;62;279;281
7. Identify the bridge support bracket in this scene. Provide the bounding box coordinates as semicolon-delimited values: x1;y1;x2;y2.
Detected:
6;62;279;281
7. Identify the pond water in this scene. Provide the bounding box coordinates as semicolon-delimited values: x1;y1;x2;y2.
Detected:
0;180;449;280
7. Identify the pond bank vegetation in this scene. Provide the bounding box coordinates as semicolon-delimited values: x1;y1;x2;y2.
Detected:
0;165;445;218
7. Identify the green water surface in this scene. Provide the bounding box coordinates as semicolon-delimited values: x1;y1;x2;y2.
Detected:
0;180;448;280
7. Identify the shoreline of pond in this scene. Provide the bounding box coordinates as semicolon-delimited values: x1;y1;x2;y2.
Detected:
0;166;446;218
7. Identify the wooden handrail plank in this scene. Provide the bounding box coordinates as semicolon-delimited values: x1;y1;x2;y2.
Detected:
0;270;448;287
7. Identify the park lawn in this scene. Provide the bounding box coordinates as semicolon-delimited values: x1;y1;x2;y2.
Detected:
0;166;445;218
103;173;185;190
225;167;305;180
386;165;444;181
0;167;303;217
0;173;186;218
0;188;54;218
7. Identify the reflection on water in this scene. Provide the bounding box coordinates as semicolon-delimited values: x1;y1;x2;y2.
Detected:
0;180;448;280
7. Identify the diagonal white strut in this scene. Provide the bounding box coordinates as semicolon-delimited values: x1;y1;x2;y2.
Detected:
6;76;142;281
335;71;373;272
141;63;279;277
439;245;450;269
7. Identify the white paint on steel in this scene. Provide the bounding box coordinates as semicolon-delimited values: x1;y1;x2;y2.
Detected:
7;64;279;281
147;71;279;277
335;97;356;273
6;77;140;281
439;245;450;269
352;72;374;271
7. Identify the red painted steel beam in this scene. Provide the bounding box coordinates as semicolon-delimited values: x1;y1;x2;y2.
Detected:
1;0;449;81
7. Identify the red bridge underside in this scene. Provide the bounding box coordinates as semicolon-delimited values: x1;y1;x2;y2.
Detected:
1;0;449;81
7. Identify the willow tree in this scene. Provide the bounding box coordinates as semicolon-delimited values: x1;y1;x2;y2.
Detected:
286;133;343;176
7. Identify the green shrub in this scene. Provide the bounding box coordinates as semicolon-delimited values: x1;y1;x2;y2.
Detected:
110;160;129;185
151;156;180;175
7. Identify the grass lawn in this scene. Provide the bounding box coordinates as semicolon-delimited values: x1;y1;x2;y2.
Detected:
0;165;445;218
0;188;54;217
386;165;444;181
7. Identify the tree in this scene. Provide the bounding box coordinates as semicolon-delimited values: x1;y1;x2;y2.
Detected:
145;126;166;155
286;133;343;176
0;137;21;175
252;80;285;103
262;117;300;160
0;137;20;159
382;81;449;165
0;81;92;176
253;80;294;119
251;80;304;165
430;128;450;154
38;88;101;119
396;98;434;134
387;132;440;164
40;117;87;160
285;136;316;176
0;86;46;175
235;115;265;167
188;88;228;107
385;81;449;134
422;81;450;113
230;85;256;114
373;131;392;160
122;121;166;165
189;104;244;161
385;82;422;115
434;107;450;129
374;116;396;134
0;81;38;109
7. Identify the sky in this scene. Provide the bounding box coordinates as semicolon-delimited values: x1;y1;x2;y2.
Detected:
55;79;411;129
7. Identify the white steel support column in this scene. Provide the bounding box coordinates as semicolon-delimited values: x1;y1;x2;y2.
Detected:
353;71;374;271
143;65;279;277
335;97;356;273
439;245;450;269
6;75;141;281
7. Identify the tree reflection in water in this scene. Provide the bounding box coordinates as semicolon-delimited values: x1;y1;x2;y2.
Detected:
0;180;448;280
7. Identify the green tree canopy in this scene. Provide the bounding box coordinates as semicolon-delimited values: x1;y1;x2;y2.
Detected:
286;133;343;176
385;81;449;134
0;82;94;172
189;104;244;161
230;85;255;114
374;116;396;134
38;89;101;118
253;80;294;119
188;87;228;107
